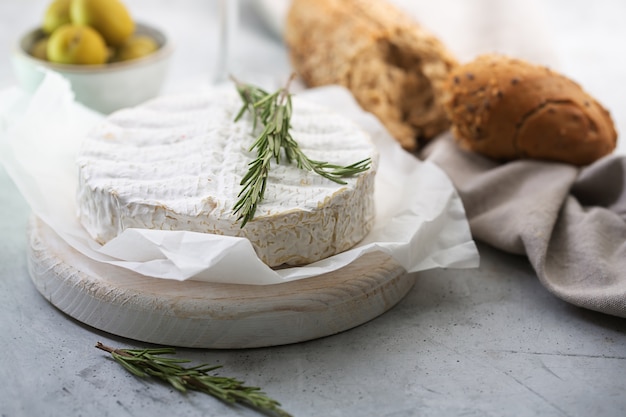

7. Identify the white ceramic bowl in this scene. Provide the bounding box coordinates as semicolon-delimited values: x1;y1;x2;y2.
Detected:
12;23;173;114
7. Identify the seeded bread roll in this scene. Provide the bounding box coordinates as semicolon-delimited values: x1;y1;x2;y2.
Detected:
284;0;458;151
444;54;617;166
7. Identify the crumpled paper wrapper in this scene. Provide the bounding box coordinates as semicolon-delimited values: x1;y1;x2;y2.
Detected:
0;72;479;284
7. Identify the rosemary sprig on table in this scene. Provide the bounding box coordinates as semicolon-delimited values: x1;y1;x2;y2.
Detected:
231;75;372;227
95;342;292;417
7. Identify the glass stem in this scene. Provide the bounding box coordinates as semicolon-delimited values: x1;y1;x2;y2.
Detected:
215;0;238;83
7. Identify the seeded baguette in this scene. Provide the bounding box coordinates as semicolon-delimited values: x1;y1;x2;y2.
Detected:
284;0;458;151
443;54;617;166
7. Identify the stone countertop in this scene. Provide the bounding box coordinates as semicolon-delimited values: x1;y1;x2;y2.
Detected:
1;1;625;416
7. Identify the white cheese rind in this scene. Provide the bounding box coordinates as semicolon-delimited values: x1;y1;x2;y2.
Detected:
76;88;378;267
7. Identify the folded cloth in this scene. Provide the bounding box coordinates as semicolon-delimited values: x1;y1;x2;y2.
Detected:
423;134;626;318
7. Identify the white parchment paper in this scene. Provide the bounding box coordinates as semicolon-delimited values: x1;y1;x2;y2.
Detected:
0;72;479;284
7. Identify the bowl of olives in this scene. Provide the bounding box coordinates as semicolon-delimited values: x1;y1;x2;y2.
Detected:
12;0;173;114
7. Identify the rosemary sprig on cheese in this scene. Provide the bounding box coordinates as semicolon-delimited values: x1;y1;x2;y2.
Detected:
232;75;372;227
95;342;292;417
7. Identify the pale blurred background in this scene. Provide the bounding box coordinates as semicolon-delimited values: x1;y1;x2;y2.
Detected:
1;0;624;153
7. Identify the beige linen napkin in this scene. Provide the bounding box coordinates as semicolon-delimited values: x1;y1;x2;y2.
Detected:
423;134;626;317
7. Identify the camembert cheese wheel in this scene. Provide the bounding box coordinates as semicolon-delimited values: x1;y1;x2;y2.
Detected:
76;87;378;267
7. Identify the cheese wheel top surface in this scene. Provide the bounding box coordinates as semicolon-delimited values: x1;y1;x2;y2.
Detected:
76;87;378;267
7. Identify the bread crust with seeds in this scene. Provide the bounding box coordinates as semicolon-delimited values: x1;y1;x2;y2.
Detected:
284;0;458;151
443;54;617;166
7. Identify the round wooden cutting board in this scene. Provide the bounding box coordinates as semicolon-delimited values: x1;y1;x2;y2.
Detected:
26;216;415;348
